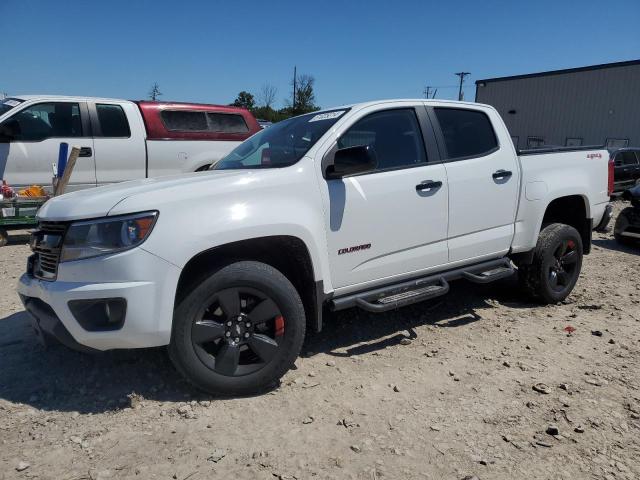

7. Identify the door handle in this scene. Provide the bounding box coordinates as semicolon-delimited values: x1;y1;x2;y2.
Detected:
78;147;92;157
416;180;442;192
492;169;512;180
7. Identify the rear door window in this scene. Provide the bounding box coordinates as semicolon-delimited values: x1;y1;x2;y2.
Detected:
434;107;498;160
96;104;130;137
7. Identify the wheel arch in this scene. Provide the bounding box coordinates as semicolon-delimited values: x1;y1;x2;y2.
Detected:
175;235;324;332
540;194;591;254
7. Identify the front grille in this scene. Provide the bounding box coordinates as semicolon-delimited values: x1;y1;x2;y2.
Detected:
31;221;68;281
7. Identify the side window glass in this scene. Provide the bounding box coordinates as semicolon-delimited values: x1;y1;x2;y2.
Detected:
10;102;82;141
207;113;249;133
338;109;427;171
434;107;498;159
96;104;130;137
614;153;624;167
621;151;638;166
161;111;207;131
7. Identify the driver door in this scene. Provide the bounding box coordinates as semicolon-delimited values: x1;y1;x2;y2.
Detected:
319;105;449;292
0;101;96;191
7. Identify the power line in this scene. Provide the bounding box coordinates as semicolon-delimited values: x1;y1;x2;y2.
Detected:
454;72;471;101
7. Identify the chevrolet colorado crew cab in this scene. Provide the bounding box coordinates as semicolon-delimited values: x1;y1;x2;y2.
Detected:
0;96;260;191
18;99;613;395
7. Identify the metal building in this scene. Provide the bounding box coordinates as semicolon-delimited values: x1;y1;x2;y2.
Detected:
475;60;640;150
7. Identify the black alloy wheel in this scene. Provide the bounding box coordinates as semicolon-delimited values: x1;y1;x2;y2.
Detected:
518;223;583;304
169;261;306;396
191;287;285;377
547;239;579;293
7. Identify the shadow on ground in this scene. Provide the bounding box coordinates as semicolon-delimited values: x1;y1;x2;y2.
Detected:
593;238;639;254
0;275;531;414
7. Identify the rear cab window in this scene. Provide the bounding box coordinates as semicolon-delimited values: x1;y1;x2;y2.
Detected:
433;107;498;160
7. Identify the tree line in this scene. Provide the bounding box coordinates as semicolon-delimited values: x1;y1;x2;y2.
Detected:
230;73;320;122
148;72;320;123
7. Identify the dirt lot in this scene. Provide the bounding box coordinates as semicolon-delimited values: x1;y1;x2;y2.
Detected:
1;203;639;480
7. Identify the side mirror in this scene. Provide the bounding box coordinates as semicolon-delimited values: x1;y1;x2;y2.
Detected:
325;145;377;179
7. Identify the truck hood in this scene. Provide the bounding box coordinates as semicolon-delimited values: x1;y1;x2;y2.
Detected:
37;171;245;221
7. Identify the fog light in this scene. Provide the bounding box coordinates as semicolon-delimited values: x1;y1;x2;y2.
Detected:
68;298;126;332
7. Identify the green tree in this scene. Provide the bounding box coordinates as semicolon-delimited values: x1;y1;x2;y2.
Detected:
148;82;162;101
231;91;256;110
288;74;319;115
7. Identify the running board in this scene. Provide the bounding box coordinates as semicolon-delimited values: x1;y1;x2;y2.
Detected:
355;277;449;312
330;258;514;313
461;261;515;284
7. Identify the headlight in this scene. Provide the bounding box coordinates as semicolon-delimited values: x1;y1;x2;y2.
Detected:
60;211;158;262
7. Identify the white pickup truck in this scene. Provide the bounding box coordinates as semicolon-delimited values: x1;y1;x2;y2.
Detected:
0;95;260;190
17;99;613;395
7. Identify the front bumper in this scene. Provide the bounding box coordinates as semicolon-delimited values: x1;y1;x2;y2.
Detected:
22;295;98;353
17;247;181;351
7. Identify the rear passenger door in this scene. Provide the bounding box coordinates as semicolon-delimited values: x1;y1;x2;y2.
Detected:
91;102;146;185
430;106;520;263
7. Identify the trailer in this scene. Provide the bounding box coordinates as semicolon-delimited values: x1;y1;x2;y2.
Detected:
0;197;48;246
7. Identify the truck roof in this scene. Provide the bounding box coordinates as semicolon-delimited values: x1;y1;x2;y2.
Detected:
11;94;130;103
315;98;491;112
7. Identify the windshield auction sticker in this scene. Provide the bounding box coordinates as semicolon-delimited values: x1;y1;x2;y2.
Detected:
2;100;19;107
309;110;346;122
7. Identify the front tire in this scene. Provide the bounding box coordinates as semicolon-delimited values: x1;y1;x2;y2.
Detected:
169;261;306;396
518;223;583;304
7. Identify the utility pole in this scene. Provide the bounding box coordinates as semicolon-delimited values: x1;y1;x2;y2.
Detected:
423;86;438;99
292;66;297;114
454;72;471;101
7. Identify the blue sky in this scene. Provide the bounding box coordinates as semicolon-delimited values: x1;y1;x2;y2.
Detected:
2;0;639;108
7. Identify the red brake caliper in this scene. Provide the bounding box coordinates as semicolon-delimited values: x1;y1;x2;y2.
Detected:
275;315;285;337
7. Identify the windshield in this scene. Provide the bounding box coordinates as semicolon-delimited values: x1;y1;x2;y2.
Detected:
0;98;23;117
214;109;349;170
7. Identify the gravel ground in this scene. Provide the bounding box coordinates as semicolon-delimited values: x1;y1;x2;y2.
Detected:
1;202;639;480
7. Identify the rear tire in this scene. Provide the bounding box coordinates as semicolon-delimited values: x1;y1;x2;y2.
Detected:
518;223;583;304
0;229;8;247
169;261;306;396
614;207;635;246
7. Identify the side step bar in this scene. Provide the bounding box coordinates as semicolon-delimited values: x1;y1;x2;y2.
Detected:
331;258;514;313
